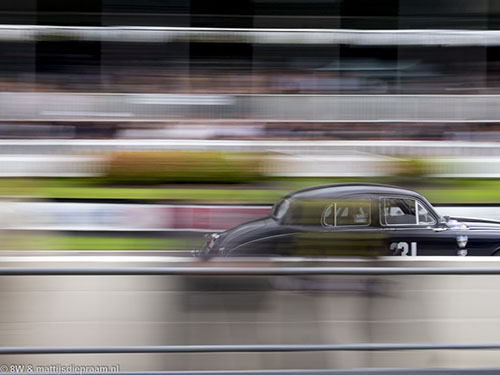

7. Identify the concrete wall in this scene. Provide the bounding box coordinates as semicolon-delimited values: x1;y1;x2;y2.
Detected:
1;257;500;372
2;93;500;122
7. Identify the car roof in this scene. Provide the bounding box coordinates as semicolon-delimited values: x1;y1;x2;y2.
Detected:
283;183;425;200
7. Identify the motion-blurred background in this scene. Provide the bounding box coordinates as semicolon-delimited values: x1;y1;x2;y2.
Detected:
4;2;500;374
1;0;500;249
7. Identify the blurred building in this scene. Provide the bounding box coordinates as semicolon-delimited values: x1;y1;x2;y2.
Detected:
0;0;498;94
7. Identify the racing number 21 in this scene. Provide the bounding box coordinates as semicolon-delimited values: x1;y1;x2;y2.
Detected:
390;242;417;256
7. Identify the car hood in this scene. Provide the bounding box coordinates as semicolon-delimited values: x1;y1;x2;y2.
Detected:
449;216;500;230
218;217;276;245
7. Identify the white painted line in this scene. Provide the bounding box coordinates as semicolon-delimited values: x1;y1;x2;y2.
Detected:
0;256;190;263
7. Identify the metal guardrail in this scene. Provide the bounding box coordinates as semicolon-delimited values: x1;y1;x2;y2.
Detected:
2;25;500;46
4;343;500;354
3;370;500;375
2;344;500;375
3;265;500;375
2;266;500;276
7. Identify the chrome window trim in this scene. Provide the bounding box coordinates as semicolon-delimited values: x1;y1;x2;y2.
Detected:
379;196;438;227
416;201;437;226
321;203;334;228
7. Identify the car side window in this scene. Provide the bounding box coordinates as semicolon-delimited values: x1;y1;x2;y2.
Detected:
322;199;371;227
382;198;436;226
285;199;328;226
416;201;437;225
382;198;416;225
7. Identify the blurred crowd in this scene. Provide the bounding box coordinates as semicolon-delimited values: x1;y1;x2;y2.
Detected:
3;120;500;141
1;66;499;95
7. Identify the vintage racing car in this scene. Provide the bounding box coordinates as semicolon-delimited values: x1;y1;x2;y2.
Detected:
198;184;500;257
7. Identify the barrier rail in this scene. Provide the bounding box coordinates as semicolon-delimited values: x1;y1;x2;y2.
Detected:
4;343;500;354
2;266;500;275
2;25;500;46
1;369;500;375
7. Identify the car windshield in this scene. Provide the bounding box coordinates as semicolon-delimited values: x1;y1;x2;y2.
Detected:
272;199;290;219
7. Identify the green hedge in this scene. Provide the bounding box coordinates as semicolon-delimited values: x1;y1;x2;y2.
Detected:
103;151;264;184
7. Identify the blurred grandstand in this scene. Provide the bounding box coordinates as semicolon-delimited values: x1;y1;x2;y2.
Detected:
1;1;500;139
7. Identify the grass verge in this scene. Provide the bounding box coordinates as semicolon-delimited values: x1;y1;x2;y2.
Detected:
1;178;500;203
0;235;204;251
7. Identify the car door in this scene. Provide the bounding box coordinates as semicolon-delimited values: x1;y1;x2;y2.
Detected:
290;196;387;257
379;196;460;256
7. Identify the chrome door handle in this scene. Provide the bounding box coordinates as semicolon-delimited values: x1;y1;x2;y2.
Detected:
433;227;447;232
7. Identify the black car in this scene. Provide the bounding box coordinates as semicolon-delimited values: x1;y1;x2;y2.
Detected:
198;183;500;257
